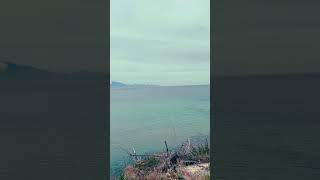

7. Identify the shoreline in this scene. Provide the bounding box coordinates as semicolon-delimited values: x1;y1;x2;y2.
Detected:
112;136;210;180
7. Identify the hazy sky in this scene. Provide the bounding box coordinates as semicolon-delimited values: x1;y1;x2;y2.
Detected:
111;0;210;86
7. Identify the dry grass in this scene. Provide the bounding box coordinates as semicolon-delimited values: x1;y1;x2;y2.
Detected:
117;138;211;180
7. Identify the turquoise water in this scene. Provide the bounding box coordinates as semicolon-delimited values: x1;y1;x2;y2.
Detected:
110;85;210;175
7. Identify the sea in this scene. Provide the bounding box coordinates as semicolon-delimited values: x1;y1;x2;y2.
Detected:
110;85;210;175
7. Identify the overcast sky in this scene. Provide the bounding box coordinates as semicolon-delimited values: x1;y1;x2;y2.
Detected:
111;0;210;86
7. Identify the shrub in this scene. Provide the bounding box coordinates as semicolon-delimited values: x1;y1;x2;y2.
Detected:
186;143;210;163
134;156;160;171
202;174;210;180
118;174;128;180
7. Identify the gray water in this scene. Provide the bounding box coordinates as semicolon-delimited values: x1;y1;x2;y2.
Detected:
110;85;210;175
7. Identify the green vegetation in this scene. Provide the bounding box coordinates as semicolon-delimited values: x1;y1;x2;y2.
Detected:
118;174;128;180
203;174;210;180
191;143;209;157
183;142;210;164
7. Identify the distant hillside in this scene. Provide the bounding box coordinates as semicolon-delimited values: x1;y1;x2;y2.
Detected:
111;81;127;88
0;61;58;79
111;81;160;88
0;61;106;80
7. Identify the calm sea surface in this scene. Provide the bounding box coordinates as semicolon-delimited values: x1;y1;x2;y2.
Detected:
110;85;210;175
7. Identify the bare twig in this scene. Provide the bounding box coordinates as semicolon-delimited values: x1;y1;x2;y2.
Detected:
119;146;133;156
164;140;169;157
132;146;137;161
129;154;165;158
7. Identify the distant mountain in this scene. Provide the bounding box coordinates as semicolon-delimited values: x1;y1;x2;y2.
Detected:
110;81;160;88
111;81;127;88
0;61;106;80
0;61;58;80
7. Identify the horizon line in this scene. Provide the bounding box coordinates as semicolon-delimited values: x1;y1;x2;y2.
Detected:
110;81;210;87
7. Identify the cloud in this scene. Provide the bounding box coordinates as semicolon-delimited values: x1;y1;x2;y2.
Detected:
111;0;210;85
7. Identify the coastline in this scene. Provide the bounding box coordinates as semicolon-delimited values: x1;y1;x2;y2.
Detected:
111;136;210;180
